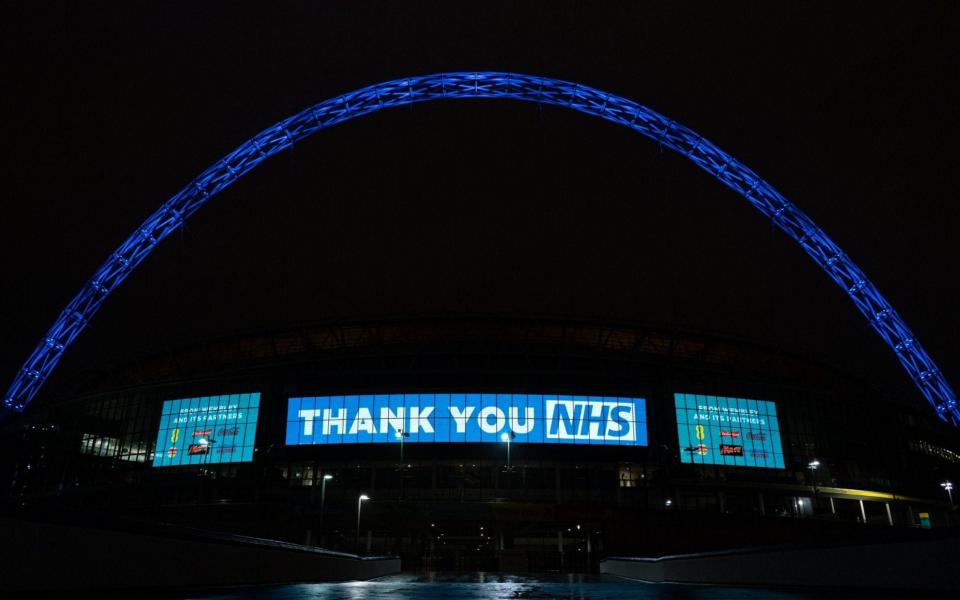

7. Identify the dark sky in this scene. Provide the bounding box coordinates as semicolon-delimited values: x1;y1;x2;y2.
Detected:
1;2;958;409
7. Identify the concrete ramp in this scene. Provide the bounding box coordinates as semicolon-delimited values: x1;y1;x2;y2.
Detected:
0;517;400;592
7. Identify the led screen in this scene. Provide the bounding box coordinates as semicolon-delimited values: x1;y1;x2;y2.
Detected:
153;393;260;467
286;393;647;446
675;393;784;468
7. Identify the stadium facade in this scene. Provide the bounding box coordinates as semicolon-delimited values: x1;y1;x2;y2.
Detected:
3;315;958;571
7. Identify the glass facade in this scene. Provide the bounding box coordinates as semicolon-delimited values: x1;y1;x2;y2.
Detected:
4;317;959;564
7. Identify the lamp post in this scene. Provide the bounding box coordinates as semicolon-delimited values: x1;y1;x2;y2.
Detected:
318;473;333;543
807;460;820;514
356;494;370;554
942;481;955;508
396;429;410;462
501;431;515;470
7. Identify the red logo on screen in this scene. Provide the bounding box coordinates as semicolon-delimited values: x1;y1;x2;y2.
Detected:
187;444;210;456
218;427;240;436
720;430;740;438
192;429;212;438
217;446;236;455
167;447;178;458
719;444;744;456
751;452;768;459
695;444;709;456
746;432;766;442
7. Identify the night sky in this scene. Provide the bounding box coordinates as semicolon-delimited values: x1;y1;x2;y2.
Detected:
1;3;958;411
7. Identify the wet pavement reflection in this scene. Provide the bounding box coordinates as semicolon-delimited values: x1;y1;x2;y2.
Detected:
169;572;950;600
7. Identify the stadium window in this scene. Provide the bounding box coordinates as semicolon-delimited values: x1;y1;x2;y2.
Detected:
302;464;315;486
618;465;638;488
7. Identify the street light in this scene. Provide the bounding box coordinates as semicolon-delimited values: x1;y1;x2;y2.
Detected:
396;429;410;462
356;494;370;554
318;473;333;544
942;481;955;508
807;460;821;513
501;431;515;470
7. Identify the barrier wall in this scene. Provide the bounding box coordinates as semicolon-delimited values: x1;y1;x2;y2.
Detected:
601;536;960;592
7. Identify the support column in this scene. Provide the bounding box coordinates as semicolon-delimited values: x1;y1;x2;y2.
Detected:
757;491;766;516
885;502;894;526
859;499;867;523
616;470;622;507
558;530;564;571
556;468;562;504
829;496;836;515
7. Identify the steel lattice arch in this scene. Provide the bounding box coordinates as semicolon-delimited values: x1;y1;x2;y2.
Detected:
4;72;957;426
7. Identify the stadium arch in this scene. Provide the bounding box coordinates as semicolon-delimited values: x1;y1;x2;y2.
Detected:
4;72;956;426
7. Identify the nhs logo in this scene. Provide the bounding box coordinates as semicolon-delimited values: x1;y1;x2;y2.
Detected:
545;399;639;442
286;393;647;447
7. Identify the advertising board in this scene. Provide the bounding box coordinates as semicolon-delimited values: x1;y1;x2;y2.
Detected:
286;393;647;446
675;393;784;468
153;393;260;467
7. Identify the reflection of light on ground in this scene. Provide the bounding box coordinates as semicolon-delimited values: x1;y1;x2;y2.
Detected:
178;573;921;600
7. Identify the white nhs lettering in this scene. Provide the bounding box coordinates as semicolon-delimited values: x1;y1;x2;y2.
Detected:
545;400;635;441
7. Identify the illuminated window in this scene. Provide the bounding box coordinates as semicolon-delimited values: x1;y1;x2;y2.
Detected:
618;465;639;488
80;434;119;458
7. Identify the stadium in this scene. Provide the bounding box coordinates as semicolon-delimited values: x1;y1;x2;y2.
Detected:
2;71;959;592
5;314;958;571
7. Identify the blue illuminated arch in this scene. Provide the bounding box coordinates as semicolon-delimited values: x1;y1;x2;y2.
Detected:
4;72;957;425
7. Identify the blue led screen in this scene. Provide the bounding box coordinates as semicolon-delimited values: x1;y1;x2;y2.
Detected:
675;393;784;468
153;393;260;467
286;393;647;446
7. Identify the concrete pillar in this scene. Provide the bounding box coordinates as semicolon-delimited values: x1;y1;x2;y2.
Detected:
885;502;894;526
616;470;622;507
556;467;562;503
859;499;867;523
558;530;564;571
829;496;836;515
